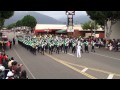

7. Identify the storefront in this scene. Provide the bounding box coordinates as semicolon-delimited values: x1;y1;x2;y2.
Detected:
34;24;104;38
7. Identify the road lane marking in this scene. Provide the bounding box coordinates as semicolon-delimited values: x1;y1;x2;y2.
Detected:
107;74;114;79
45;53;97;79
81;68;88;73
13;48;36;79
47;51;120;77
68;53;74;56
62;60;120;77
90;52;120;61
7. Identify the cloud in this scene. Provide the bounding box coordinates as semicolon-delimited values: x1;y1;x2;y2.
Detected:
15;11;87;20
35;11;87;19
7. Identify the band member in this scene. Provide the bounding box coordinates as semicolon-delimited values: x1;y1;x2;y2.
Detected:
72;42;76;54
80;41;84;53
56;42;60;54
64;41;68;54
48;42;52;54
84;40;89;53
41;42;45;55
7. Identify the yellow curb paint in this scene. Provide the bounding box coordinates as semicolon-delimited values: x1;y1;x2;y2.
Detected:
45;53;97;79
64;61;120;77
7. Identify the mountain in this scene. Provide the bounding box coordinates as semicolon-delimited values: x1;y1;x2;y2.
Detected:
58;15;91;24
4;11;63;26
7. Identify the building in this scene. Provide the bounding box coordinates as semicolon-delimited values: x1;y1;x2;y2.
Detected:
34;24;104;38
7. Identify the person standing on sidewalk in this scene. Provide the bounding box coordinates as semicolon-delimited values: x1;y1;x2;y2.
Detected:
91;40;96;52
13;38;16;45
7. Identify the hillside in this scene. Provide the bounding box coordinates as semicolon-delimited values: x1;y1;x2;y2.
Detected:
4;11;63;26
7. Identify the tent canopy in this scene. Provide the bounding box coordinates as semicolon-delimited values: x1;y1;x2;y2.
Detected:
56;29;67;33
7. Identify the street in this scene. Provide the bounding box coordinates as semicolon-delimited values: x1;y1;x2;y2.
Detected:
6;32;120;79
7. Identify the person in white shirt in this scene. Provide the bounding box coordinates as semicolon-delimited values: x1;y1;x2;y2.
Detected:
76;44;81;58
91;40;95;52
109;42;113;51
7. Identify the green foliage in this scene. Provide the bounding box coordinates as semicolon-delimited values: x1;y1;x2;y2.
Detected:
0;11;14;29
16;20;23;27
7;14;37;31
0;18;5;29
0;11;14;19
22;15;37;29
7;23;16;29
81;21;99;30
86;11;120;26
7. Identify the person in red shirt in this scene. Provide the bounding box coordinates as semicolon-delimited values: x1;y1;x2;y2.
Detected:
0;53;3;65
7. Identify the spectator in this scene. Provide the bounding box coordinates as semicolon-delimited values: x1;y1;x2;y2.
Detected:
20;70;28;79
11;61;18;73
13;38;16;45
0;65;5;79
6;71;14;79
7;41;10;48
0;53;3;65
10;41;12;49
2;54;9;68
8;57;14;69
14;67;21;79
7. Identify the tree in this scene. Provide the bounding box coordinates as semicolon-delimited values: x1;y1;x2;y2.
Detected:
7;23;16;29
0;11;14;29
0;11;14;19
81;21;99;37
16;20;23;27
21;15;37;32
86;11;120;39
0;18;5;29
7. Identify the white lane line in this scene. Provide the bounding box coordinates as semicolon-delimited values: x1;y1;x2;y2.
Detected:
13;48;36;79
90;52;120;61
107;74;114;79
81;68;88;73
67;53;74;56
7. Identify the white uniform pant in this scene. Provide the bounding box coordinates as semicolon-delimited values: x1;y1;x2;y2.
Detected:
77;50;81;57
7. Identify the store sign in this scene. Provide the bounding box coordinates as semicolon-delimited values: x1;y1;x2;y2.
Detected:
66;11;75;15
67;15;73;26
66;11;75;33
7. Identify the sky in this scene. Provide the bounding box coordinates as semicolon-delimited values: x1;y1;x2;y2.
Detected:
35;11;87;19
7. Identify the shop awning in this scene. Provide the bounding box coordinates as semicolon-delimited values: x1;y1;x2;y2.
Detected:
56;29;67;33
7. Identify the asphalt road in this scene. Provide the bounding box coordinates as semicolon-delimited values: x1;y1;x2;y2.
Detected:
5;32;120;79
